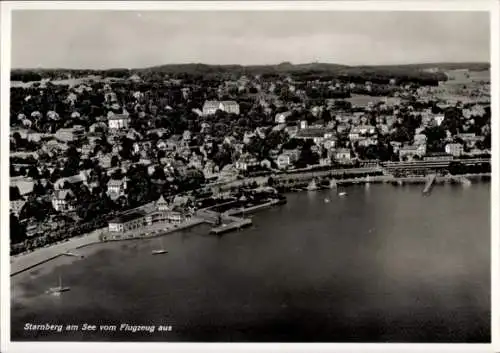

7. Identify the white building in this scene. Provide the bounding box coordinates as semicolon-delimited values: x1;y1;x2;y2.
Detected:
55;125;85;143
235;154;260;171
277;152;298;169
433;114;445;126
202;100;240;116
52;189;76;212
334;148;352;162
275;111;292;124
445;143;464;157
108;114;130;130
107;178;128;200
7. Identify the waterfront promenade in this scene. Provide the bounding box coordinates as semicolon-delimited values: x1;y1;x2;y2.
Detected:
10;228;104;276
10;172;490;276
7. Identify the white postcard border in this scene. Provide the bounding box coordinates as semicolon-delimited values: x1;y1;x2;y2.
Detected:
1;1;498;353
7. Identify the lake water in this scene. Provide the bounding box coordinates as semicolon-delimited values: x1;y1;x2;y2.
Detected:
11;182;491;342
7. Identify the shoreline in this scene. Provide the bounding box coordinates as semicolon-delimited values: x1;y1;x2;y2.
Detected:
276;173;491;190
10;173;490;277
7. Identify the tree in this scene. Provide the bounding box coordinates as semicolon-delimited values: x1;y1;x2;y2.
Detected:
296;140;319;168
424;126;446;152
111;155;120;168
10;186;21;200
33;180;47;196
27;166;40;179
10;213;26;244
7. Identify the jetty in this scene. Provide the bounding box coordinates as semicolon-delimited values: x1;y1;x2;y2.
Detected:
196;208;253;235
210;217;252;235
422;174;437;194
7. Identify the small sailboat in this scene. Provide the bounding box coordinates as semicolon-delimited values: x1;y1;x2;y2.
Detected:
48;275;70;295
152;238;168;255
306;179;319;191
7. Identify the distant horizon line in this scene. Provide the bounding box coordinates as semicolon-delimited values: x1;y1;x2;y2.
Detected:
10;60;491;72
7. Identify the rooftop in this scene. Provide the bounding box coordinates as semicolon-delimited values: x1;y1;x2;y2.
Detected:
109;210;147;224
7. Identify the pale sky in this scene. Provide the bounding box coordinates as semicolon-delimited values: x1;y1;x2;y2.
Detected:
11;10;490;69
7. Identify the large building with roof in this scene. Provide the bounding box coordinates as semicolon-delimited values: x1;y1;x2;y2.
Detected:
202;100;240;116
107;195;187;234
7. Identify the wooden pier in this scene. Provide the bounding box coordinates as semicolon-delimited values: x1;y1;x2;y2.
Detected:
210;217;252;235
422;174;437;194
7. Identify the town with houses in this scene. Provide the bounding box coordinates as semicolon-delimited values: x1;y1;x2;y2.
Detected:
9;65;491;256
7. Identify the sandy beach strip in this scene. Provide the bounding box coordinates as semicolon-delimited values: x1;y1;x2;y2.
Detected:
10;229;104;276
10;217;207;277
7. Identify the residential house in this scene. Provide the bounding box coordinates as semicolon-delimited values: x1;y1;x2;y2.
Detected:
398;145;425;161
80;143;94;158
182;130;192;141
52;189;76;212
433;114;445;126
126;129;143;141
203;161;219;181
107;178;128;200
445;143;464;157
275;111;292;124
415;127;426;135
112;144;122;154
356;125;376;135
320;157;332;166
188;153;204;170
390;141;403;153
10;197;26;217
138;158;153;166
323;138;337;150
55;125;85;143
224;136;237;146
336;123;350;134
98;153;113;169
295;128;335;145
235;154;260;171
108;113;130;130
334;148;352;163
414;134;427;146
54;173;88;190
377;124;390;135
456;133;484;148
156;139;169;151
260;159;272;169
220;101;240;115
358;138;378;147
348;130;360;142
243;131;256;144
276;150;299;169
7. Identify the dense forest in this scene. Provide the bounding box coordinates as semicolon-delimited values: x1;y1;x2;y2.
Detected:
11;62;490;84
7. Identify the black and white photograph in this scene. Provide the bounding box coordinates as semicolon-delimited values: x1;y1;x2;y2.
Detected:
1;0;497;348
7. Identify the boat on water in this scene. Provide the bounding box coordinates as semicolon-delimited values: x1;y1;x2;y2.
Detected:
306;179;319;191
47;275;70;295
338;191;347;197
151;238;168;255
324;198;330;203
